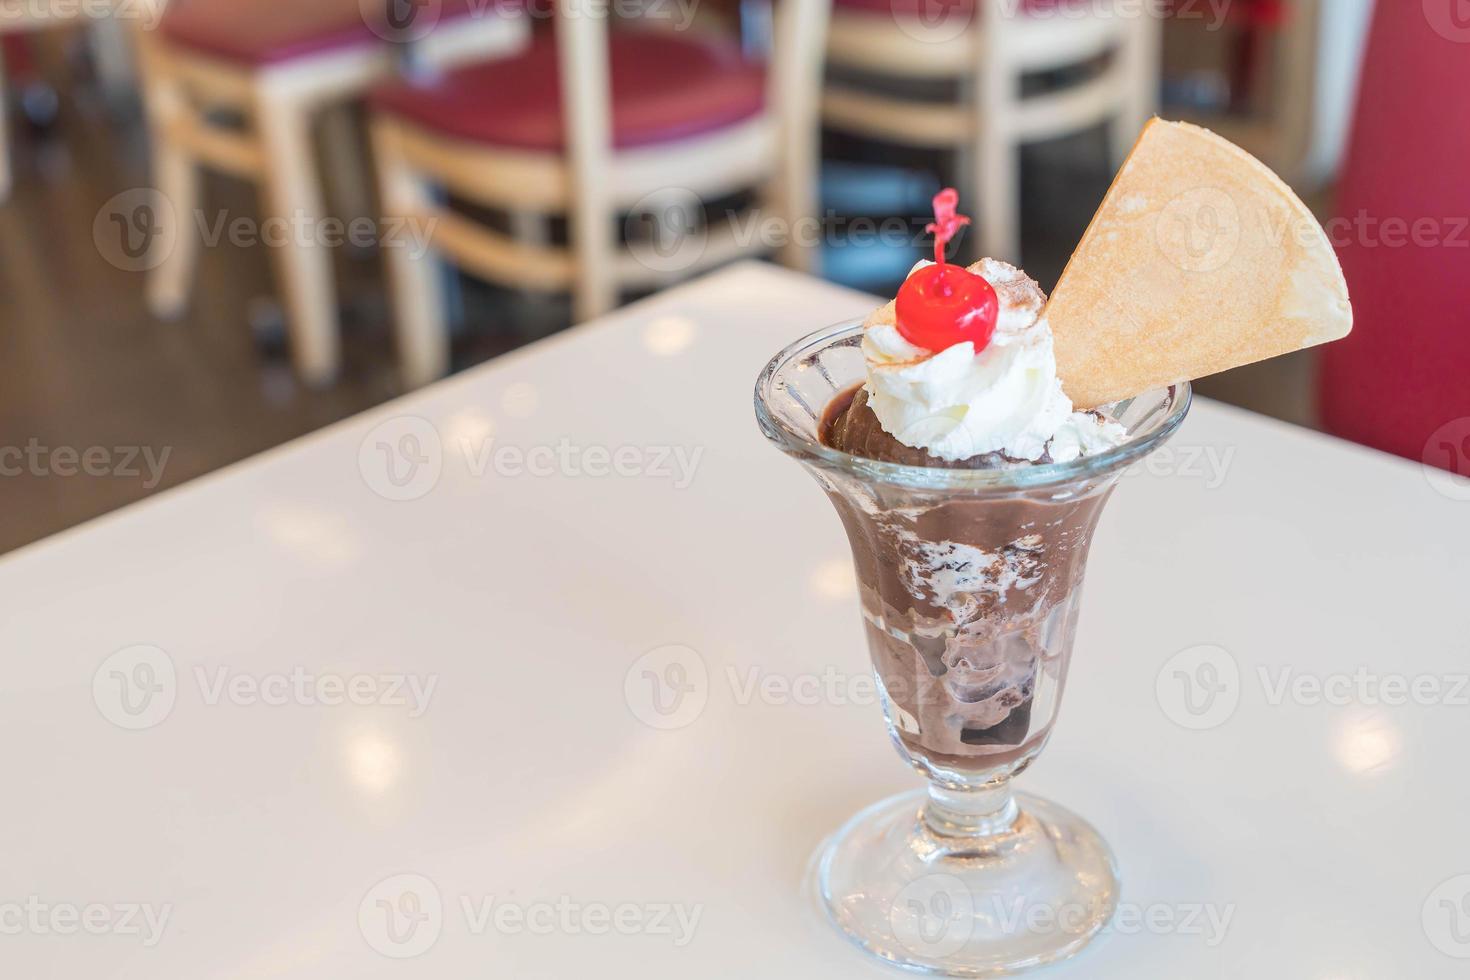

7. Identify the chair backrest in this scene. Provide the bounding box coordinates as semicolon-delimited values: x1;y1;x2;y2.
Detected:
553;0;830;303
554;0;829;171
1317;0;1470;476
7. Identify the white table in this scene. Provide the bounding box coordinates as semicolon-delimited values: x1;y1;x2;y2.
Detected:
3;262;1468;978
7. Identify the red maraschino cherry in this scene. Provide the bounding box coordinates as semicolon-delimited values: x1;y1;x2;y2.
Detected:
895;189;998;353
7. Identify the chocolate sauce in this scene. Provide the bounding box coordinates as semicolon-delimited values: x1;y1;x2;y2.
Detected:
815;385;1116;776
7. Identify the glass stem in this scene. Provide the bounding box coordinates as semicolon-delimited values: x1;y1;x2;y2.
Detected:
923;777;1019;840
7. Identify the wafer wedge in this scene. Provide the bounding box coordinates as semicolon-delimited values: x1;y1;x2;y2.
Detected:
1045;119;1353;409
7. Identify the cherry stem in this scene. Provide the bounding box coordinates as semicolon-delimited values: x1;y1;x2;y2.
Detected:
925;187;971;271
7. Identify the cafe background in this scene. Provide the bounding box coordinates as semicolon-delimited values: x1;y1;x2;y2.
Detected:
0;0;1464;554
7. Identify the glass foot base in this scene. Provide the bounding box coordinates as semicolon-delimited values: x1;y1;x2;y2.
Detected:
806;790;1119;977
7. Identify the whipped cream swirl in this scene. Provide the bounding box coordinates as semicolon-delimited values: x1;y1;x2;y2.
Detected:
861;259;1126;463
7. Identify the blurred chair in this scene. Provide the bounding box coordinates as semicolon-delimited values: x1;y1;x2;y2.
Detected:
0;31;16;202
1171;0;1326;190
822;0;1160;261
1317;0;1470;477
369;0;829;387
2;0;115;201
134;0;529;384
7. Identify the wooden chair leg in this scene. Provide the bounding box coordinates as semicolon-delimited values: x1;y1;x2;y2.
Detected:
255;86;340;386
136;51;202;318
0;45;11;203
974;3;1022;263
319;102;374;233
145;136;202;319
373;122;447;388
975;122;1020;263
1112;11;1161;166
952;142;976;263
768;0;829;274
89;16;136;105
557;0;617;323
509;209;548;248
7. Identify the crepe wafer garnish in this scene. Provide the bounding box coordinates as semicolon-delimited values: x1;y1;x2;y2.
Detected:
1045;119;1353;409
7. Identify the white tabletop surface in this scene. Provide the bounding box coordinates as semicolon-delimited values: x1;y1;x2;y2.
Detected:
4;262;1469;978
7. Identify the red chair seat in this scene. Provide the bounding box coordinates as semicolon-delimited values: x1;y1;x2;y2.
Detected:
371;31;765;152
160;0;490;65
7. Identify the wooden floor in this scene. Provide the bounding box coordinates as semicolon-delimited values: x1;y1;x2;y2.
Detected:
0;99;1316;556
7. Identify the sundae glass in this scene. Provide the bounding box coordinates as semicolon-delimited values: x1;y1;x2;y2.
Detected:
754;120;1354;976
757;320;1187;974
